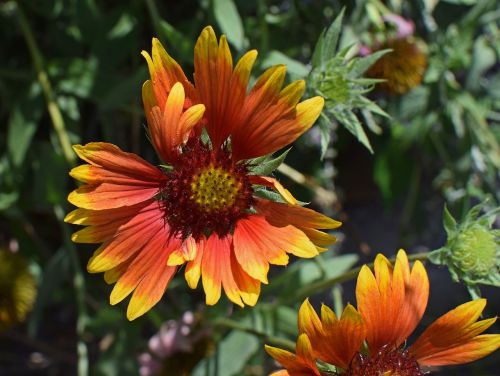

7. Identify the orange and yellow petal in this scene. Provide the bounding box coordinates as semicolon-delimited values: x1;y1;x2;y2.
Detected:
230;250;261;306
230;63;324;160
356;250;429;354
68;143;163;210
265;337;321;376
103;261;131;285
410;299;500;366
413;335;500;367
144;82;205;163
184;237;205;289
233;215;318;283
255;198;341;230
65;202;148;226
70;200;157;244
68;183;160;211
392;250;429;347
71;143;162;181
168;236;198;266
86;204;165;273
297;299;365;369
194;26;235;149
298;299;325;341
255;198;340;250
141;37;196;111
321;304;366;369
200;234;228;305
198;234;260;307
126;256;177;321
109;229;180;312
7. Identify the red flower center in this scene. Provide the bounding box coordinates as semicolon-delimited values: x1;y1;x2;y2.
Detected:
346;345;424;376
159;141;253;240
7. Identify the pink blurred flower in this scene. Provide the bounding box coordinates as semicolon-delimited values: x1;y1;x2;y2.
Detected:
138;312;211;376
383;14;415;38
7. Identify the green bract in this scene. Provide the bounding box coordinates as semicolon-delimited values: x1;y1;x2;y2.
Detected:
429;202;500;298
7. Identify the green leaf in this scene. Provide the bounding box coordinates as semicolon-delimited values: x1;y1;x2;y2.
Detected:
318;112;332;159
213;0;245;50
192;331;259;376
57;57;98;99
0;191;19;210
252;187;308;206
427;248;448;265
99;67;147;110
248;148;291;176
348;49;391;77
443;205;458;235
312;8;345;68
107;12;135;39
7;106;38;167
159;20;193;60
299;254;359;285
261;50;310;78
335;109;373;153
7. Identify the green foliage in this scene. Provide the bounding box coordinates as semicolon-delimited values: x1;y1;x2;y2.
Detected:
1;1;499;375
429;202;500;298
308;10;389;156
192;331;259;376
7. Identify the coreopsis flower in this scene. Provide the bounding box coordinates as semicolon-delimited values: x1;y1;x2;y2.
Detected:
138;311;212;376
363;15;427;95
66;26;341;320
0;249;37;329
266;250;500;375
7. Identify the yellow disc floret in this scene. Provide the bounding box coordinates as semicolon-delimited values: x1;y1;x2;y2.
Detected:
190;165;242;212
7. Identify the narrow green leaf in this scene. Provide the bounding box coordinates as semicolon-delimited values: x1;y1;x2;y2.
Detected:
318;113;332;159
427;248;448;265
248;148;291;176
213;0;245;50
8;107;38;166
349;49;391;77
321;8;345;66
336;109;373;153
253;187;308;206
311;32;324;68
443;205;458;235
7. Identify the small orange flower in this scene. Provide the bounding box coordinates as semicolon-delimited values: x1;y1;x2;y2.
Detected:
266;250;500;375
66;26;340;320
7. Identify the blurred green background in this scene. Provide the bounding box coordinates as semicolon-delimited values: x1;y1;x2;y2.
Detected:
0;0;498;375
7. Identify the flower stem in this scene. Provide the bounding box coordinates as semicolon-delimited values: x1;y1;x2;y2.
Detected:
277;163;338;207
212;317;296;351
55;206;88;376
15;2;75;165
